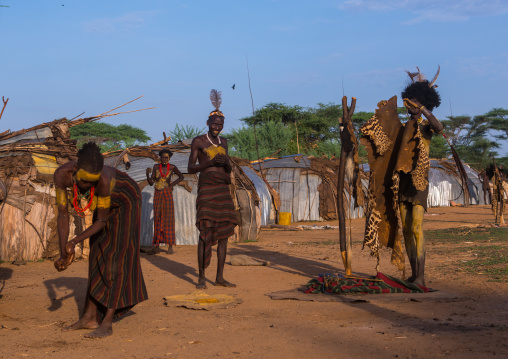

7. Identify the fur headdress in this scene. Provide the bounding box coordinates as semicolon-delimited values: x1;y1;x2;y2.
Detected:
209;89;225;119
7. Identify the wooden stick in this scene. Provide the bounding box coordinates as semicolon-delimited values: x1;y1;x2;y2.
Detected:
338;96;357;276
0;96;9;120
97;95;144;116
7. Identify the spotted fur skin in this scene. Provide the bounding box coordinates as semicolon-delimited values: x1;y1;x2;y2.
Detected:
411;124;430;191
363;185;381;258
360;115;393;156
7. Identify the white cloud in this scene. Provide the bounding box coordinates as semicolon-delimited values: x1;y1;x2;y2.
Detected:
84;11;158;33
455;54;508;78
338;0;508;23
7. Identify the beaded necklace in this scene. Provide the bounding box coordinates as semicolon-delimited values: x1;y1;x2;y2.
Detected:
159;163;170;178
206;133;221;147
73;183;95;217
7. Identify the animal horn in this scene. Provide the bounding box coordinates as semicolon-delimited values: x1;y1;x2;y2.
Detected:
429;65;440;88
405;68;420;83
416;66;424;82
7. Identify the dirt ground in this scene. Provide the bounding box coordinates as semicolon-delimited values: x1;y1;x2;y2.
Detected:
1;205;507;359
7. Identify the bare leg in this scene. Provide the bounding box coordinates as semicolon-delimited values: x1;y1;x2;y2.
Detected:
62;296;99;331
166;245;174;254
196;240;207;289
411;204;426;287
215;239;235;287
84;308;114;339
400;202;418;283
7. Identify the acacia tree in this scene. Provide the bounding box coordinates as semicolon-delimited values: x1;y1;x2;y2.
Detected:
70;122;151;152
238;102;342;153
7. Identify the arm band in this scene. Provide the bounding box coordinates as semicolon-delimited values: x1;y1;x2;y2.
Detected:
56;188;68;206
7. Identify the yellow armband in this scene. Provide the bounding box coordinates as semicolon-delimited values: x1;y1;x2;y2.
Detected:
56;188;68;206
97;196;111;209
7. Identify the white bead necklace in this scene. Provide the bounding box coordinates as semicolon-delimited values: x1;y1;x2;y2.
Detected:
206;133;221;147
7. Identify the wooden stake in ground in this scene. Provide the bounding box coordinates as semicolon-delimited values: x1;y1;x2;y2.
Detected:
492;158;505;224
338;96;356;275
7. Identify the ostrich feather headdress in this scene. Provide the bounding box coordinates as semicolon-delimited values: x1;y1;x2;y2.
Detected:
209;89;225;119
405;65;440;88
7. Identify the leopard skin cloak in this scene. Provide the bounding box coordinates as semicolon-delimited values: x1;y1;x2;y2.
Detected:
359;96;405;271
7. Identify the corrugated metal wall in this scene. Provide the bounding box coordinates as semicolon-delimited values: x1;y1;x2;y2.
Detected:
140;177;199;246
427;162;486;207
241;166;273;225
264;168;322;222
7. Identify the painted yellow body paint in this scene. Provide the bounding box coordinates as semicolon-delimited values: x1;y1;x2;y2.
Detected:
76;169;101;182
204;145;226;160
56;188;68;206
96;196;111;209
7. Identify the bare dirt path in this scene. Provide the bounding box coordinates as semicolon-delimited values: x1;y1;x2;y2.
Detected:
0;205;507;358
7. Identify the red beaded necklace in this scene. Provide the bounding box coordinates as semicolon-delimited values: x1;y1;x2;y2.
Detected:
73;183;95;217
159;163;170;178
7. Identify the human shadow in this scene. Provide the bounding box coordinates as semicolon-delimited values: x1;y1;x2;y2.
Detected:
43;277;88;315
228;244;372;278
142;251;200;287
0;266;13;299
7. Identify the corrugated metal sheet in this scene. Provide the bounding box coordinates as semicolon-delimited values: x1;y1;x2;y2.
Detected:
140;178;199;246
298;171;321;221
241;166;272;225
264;168;323;222
0;127;53;146
427;160;485;207
253;155;310;170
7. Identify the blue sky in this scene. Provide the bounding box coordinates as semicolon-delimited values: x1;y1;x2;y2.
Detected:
1;0;507;153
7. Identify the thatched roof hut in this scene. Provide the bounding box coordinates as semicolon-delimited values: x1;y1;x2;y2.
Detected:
0;99;152;261
0;118;85;261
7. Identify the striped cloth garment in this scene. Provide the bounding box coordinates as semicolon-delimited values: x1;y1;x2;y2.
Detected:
196;171;237;268
88;170;148;315
152;185;176;246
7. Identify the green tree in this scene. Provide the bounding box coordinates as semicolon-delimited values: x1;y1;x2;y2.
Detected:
70;122;151;152
226;120;294;160
168;124;206;144
485;108;508;141
429;135;449;159
238;102;342;152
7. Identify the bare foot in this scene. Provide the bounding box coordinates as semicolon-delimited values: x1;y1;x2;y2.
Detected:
406;275;416;283
196;277;207;289
166;246;174;255
147;247;160;255
214;279;236;287
84;323;113;339
412;277;426;288
62;316;99;331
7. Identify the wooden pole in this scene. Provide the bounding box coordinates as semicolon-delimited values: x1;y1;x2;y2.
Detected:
247;58;264;179
337;96;356;276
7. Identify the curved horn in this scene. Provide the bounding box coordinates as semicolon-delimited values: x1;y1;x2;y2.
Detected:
405;68;419;83
429;65;440;88
416;66;424;82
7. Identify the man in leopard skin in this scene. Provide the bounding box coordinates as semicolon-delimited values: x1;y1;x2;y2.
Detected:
360;67;443;287
398;80;443;287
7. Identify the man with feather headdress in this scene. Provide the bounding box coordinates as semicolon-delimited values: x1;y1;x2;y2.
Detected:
360;67;443;287
188;89;238;289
